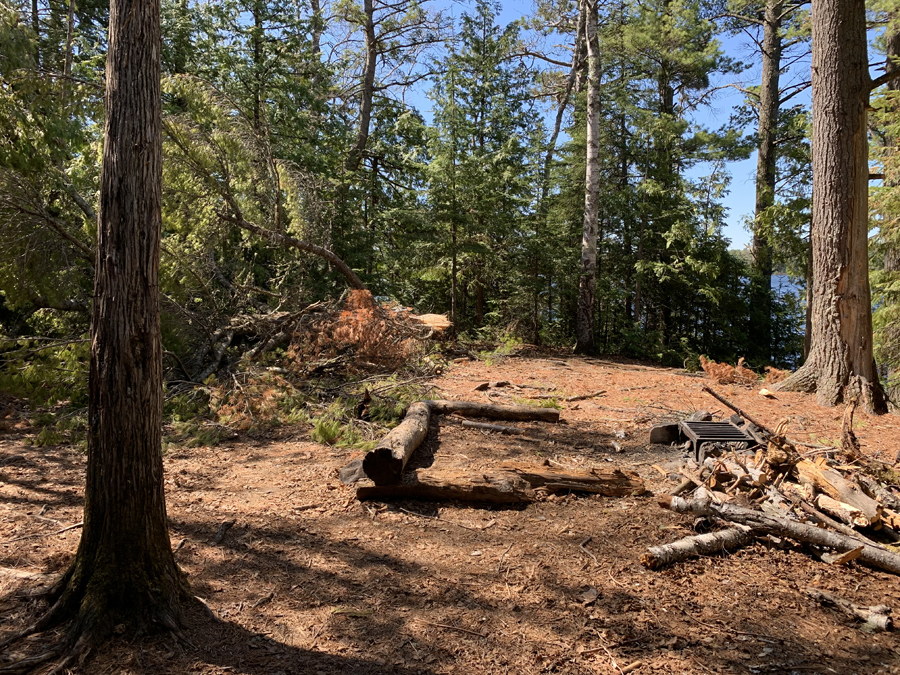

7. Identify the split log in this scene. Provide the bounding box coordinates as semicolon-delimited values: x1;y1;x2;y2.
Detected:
795;459;882;525
814;494;871;528
791;496;887;550
427;400;560;423
357;464;644;503
357;468;534;503
640;527;754;569
805;587;893;631
362;402;431;486
657;495;900;575
498;461;646;497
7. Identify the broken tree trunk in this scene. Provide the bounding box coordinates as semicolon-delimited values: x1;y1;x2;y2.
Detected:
795;459;882;525
657;495;900;575
427;400;560;423
640;527;754;569
362;402;431;486
805;587;893;631
357;464;644;503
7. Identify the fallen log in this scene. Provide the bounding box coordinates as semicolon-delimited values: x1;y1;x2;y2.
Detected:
795;459;882;525
657;495;900;575
357;468;534;503
362;402;431;486
498;461;646;497
805;587;893;631
640;526;754;569
427;400;560;423
357;464;644;503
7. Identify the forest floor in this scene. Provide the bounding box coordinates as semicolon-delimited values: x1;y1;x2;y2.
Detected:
2;351;900;675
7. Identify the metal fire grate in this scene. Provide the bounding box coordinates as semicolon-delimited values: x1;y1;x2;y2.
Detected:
679;421;754;461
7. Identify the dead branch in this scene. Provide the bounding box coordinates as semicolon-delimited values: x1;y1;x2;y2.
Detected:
657;495;900;574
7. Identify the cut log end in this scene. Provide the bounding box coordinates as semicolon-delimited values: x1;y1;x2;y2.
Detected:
362;448;405;486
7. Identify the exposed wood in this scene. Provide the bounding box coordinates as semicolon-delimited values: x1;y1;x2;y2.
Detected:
357;468;535;504
362;402;431;486
814;494;870;528
640;527;754;569
805;587;893;631
497;461;646;497
795;459;882;524
657;495;900;574
819;546;864;566
857;473;900;512
792;497;887;550
840;400;861;459
427;400;560;423
357;464;644;503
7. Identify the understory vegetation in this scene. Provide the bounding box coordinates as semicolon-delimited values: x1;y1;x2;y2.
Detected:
2;0;899;432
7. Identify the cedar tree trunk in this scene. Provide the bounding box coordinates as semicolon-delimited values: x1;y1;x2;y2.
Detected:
48;0;187;643
775;0;887;413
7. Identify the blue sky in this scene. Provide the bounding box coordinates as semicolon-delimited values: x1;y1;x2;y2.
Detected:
418;0;816;251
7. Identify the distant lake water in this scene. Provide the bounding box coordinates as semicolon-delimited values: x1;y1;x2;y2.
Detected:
772;274;804;298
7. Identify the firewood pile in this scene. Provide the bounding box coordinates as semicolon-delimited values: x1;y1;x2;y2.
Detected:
644;387;900;588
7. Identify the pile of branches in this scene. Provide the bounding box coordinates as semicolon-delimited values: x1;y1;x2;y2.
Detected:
698;356;789;386
644;391;900;592
180;290;440;384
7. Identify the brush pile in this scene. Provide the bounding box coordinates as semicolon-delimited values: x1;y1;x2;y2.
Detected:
644;391;900;585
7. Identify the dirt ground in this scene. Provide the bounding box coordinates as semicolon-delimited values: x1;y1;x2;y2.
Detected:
2;352;900;675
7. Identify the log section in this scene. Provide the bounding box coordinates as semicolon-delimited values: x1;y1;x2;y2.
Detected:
427;400;560;423
362;402;431;486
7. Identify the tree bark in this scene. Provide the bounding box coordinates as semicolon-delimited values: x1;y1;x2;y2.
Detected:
347;0;377;172
575;0;600;354
750;0;783;360
362;402;431;485
641;527;754;569
33;0;188;649
775;0;887;413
